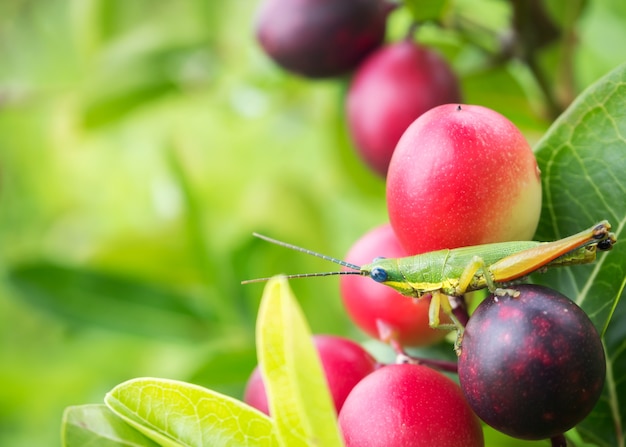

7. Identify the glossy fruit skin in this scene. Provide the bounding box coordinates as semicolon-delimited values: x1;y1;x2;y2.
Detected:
386;104;542;255
255;0;388;78
346;40;461;177
339;363;484;447
244;335;377;414
458;284;606;440
340;224;449;346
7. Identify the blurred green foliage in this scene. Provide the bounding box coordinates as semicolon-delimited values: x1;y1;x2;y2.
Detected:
1;0;626;446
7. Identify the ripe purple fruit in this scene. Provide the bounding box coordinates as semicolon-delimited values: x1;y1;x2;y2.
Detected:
339;363;484;447
346;40;461;176
458;284;606;440
255;0;389;78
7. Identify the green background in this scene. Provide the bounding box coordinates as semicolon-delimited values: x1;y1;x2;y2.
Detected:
1;0;626;445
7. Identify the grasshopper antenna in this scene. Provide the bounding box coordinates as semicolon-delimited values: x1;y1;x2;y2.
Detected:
241;233;363;284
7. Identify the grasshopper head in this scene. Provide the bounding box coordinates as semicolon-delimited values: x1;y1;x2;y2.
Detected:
361;257;417;296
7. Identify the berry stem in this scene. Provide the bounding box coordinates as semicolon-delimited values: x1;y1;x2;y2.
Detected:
550;434;567;447
404;22;419;42
391;339;459;373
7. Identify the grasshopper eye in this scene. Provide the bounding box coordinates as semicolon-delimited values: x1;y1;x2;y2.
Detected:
370;267;388;283
597;237;615;251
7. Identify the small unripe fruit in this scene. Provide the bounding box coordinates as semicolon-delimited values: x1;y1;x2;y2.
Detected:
386;104;542;254
346;40;461;176
458;284;606;440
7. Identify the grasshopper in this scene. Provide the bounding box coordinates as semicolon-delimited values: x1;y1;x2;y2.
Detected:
243;221;616;348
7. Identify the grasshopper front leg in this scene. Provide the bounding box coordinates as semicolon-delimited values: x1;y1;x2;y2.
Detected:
428;290;466;354
428;291;459;330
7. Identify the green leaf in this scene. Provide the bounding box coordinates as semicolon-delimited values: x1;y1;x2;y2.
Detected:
256;277;344;447
79;43;208;129
61;404;160;447
81;78;177;128
6;262;213;341
533;61;626;330
105;377;278;447
404;0;450;22
482;423;551;447
533;62;626;446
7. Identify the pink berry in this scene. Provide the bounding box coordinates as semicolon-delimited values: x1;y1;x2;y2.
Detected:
347;40;461;176
340;224;449;346
339;363;484;447
244;335;377;414
386;104;542;254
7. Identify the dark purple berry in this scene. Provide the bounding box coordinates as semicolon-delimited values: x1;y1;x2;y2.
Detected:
458;284;605;440
255;0;389;78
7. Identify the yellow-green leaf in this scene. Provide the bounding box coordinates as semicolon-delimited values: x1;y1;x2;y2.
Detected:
404;0;450;22
62;404;160;447
256;277;344;447
104;377;278;447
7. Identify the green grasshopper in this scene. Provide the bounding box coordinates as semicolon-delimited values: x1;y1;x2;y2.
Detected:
243;221;616;346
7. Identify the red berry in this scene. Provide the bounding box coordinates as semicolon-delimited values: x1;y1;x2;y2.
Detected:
386;104;542;254
244;335;377;414
339;363;484;447
346;40;461;176
340;224;449;346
